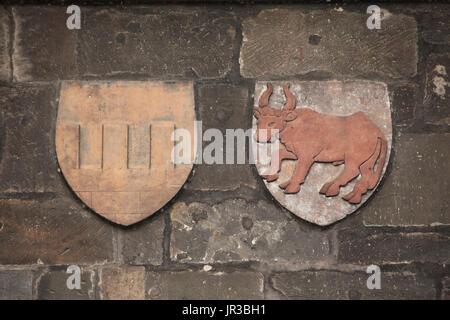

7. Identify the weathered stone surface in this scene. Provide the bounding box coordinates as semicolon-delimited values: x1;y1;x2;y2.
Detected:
338;229;450;264
390;83;419;127
37;267;95;300
147;271;264;300
0;270;33;300
363;134;450;226
424;54;450;126
79;8;236;79
241;9;417;78
56;81;195;226
13;7;77;81
121;212;165;265
187;84;257;191
271;271;435;300
99;266;145;300
170;199;330;265
253;81;392;226
0;197;114;265
0;8;10;82
0;84;61;193
421;10;450;45
442;277;450;300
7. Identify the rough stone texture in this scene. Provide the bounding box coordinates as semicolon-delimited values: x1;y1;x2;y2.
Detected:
37;267;95;300
79;8;236;79
0;84;61;193
0;270;33;300
187;84;258;191
121;212;165;265
363;134;450;226
0;197;114;265
241;9;417;78
389;83;419;127
271;271;436;300
424;54;450;126
147;271;264;300
338;229;450;265
442;277;450;300
421;11;450;45
13;6;78;81
56;81;195;226
170;199;330;265
99;266;145;300
0;8;10;82
253;81;391;226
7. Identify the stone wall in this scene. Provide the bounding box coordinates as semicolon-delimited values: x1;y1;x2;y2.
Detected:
0;3;449;300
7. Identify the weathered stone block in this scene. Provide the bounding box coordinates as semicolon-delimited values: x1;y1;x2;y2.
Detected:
147;271;264;300
363;134;450;226
338;229;450;264
99;266;145;300
0;270;33;300
421;10;450;45
170;199;330;265
0;197;115;265
121;212;165;265
424;54;450;126
37;267;95;300
0;84;61;193
241;9;417;78
271;271;435;299
0;8;10;82
390;83;419;127
13;7;78;81
79;8;236;79
187;84;257;191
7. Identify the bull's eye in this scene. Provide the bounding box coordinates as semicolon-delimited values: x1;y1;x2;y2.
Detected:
268;122;276;127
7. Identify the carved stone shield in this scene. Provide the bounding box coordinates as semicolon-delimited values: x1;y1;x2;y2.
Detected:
252;81;392;226
56;81;196;226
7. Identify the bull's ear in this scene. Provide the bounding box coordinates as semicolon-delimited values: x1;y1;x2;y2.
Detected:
253;108;262;119
283;111;297;122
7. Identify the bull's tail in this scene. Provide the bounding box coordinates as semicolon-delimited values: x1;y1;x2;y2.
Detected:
367;136;387;189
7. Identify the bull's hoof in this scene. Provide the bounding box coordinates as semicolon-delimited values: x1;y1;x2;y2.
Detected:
343;191;362;204
261;173;278;182
284;184;301;194
319;182;333;194
279;181;290;189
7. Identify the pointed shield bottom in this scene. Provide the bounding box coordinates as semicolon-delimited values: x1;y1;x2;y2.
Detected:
56;81;196;226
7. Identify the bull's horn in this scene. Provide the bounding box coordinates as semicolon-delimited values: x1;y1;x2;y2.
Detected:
259;82;273;108
283;83;296;111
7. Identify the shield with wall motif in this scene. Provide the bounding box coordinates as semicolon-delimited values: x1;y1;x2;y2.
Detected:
56;81;196;226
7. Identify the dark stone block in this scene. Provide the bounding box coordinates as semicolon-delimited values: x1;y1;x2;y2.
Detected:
147;271;264;299
0;270;33;300
0;84;62;193
421;10;450;45
37;267;95;300
170;199;330;266
363;134;450;226
241;9;417;78
121;212;165;266
338;229;450;265
389;83;419;127
271;271;435;300
187;84;258;191
78;8;237;79
12;7;78;81
0;197;115;265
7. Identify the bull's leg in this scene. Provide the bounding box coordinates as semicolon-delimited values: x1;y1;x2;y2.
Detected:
319;161;360;197
343;161;372;204
261;148;297;182
280;157;314;194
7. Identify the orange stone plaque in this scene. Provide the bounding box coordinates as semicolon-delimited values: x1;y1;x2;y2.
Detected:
56;81;196;226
